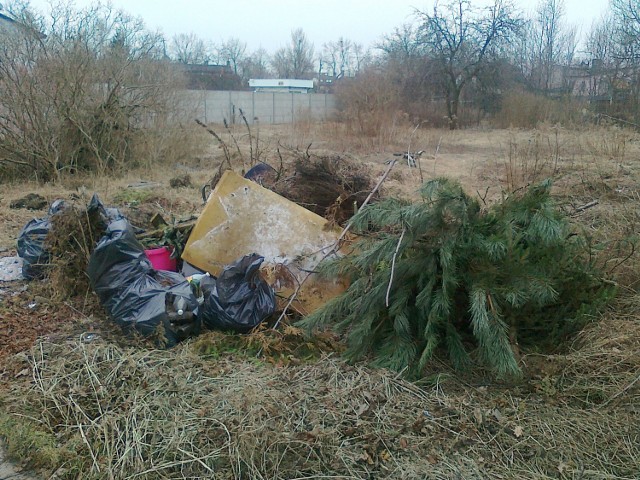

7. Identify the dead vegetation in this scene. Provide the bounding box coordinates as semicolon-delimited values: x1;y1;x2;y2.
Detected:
0;330;638;479
272;153;374;225
1;123;640;479
44;204;107;300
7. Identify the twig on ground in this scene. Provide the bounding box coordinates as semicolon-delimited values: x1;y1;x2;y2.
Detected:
571;200;599;215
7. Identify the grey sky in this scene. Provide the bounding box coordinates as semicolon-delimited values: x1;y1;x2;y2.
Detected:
24;0;609;54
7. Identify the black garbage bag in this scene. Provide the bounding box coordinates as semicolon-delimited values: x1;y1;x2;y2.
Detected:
200;254;276;332
87;218;200;346
16;200;68;280
87;193;125;226
17;217;50;280
244;162;277;184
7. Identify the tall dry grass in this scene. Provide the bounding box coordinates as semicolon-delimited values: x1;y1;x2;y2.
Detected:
492;90;587;129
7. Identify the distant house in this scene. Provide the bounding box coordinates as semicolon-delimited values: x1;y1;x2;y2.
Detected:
249;79;314;93
316;73;340;94
181;62;243;91
0;5;45;40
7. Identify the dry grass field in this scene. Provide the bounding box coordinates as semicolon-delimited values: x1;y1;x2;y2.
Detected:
0;122;639;479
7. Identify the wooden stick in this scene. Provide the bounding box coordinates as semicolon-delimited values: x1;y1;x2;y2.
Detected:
572;200;599;215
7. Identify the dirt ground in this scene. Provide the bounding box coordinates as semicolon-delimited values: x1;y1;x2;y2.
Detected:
0;123;639;479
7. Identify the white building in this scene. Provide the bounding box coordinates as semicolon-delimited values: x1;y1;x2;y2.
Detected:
248;79;314;93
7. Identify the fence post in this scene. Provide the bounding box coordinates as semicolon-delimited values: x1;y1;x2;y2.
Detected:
324;93;328;121
203;90;208;123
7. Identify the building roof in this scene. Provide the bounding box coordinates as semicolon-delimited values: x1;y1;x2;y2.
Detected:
0;4;17;24
249;79;314;89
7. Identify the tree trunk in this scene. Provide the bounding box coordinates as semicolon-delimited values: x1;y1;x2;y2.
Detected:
447;88;461;130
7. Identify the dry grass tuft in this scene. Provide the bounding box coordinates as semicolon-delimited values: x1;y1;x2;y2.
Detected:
555;296;640;409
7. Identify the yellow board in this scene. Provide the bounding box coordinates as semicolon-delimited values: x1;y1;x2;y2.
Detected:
182;171;348;315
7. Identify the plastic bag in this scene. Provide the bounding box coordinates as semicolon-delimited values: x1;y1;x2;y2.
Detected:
87;193;125;226
87;218;200;346
16;200;67;280
244;162;277;185
200;254;275;332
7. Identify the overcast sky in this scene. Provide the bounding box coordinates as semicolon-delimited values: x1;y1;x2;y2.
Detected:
23;0;610;54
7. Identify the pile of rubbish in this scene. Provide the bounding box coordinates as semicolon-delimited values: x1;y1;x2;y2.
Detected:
12;161;356;346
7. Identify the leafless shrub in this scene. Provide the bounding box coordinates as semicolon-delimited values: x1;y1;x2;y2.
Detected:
0;2;186;181
335;69;408;147
493;90;586;128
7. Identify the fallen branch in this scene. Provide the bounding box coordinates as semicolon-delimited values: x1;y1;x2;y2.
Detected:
571;200;599;215
385;226;406;307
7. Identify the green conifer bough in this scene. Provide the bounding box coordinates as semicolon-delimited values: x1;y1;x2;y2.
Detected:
298;178;614;378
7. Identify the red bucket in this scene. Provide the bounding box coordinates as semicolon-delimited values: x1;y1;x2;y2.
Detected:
144;246;177;271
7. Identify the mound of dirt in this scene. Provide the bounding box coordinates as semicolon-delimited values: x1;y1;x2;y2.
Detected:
10;194;47;211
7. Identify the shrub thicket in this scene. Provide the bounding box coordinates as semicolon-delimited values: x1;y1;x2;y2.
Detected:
0;3;185;181
300;178;615;377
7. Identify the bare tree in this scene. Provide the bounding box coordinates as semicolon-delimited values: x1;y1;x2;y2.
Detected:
377;24;433;109
352;42;370;74
218;37;246;75
271;28;315;79
170;32;210;64
378;24;424;63
239;47;271;81
321;37;356;77
271;47;291;78
612;0;640;40
611;0;640;119
526;0;578;93
417;0;522;129
585;15;622;98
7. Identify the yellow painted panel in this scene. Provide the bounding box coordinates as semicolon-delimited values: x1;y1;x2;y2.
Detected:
183;170;348;315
